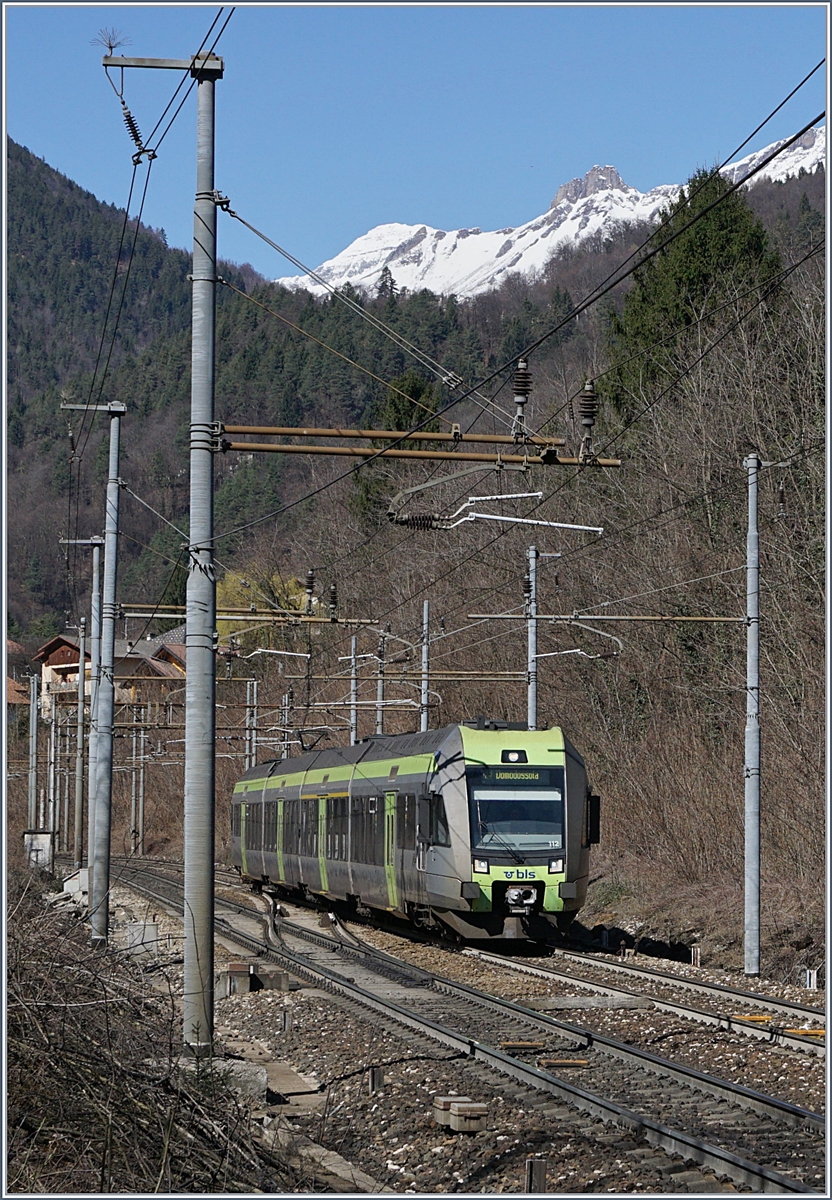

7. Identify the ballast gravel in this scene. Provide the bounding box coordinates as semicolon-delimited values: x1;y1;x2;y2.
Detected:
351;928;827;1115
216;986;743;1194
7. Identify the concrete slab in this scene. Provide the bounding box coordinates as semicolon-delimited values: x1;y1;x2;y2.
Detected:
260;1117;393;1193
221;1037;326;1111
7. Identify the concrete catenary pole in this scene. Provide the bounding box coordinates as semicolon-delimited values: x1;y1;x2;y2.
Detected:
27;673;38;828
376;633;386;735
183;58;221;1056
73;618;86;867
251;678;259;765
138;708;146;856
87;540;102;884
350;636;358;746
47;693;57;838
744;453;761;976
420;600;430;732
526;546;539;731
90;403;125;947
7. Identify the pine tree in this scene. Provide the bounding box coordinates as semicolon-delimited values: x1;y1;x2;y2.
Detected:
605;168;782;421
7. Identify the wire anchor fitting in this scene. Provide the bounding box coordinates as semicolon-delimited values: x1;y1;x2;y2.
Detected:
120;99;156;165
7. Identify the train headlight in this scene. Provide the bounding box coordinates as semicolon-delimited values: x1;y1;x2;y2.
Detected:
548;858;564;874
473;858;490;874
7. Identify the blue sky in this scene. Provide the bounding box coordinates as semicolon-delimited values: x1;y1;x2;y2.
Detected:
4;4;828;279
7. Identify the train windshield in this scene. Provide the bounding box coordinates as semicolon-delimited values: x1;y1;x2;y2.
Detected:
467;766;565;852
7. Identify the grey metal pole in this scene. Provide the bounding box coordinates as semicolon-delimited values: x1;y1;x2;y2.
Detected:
376;635;385;735
90;403;125;947
138;708;146;856
350;637;358;746
87;540;102;884
73;618;86;867
47;693;57;838
130;704;138;855
420;600;430;732
183;64;218;1057
252;678;259;765
60;717;69;851
744;453;761;976
27;674;38;828
244;679;251;770
527;545;539;731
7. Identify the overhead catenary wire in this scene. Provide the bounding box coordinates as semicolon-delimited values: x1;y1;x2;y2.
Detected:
219;206;519;432
102;84;824;708
212;233;819;659
63;9;236;623
218;65;824;439
213;110;823;548
217;279;451;424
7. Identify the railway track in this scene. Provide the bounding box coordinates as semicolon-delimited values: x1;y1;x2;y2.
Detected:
112;859;825;1193
463;947;826;1056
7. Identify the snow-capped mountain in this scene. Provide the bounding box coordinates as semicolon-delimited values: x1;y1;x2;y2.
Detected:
275;126;825;300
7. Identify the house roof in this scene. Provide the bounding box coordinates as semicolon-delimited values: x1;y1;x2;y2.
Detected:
7;678;29;704
33;634;80;663
153;643;186;669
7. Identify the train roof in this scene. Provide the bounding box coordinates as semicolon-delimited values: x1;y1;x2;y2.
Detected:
236;725;460;782
237;721;575;783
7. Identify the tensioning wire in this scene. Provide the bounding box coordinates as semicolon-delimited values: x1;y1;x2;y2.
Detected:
219;205;519;432
217;279;449;424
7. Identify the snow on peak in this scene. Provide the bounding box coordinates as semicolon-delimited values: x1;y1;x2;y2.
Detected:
276;125;825;300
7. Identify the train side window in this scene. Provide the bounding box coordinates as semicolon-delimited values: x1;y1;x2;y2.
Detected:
429;793;450;847
231;803;241;839
396;793;416;850
351;795;368;863
299;797;318;857
328;795;348;860
246;802;263;851
264;800;278;852
284;797;299;855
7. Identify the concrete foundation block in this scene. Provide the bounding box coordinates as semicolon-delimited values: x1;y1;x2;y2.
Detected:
126;921;158;956
449;1102;488;1133
63;868;89;896
253;966;292;991
433;1096;473;1126
217;963;253;997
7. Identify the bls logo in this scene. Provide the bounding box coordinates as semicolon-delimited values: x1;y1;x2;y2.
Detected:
504;869;535;880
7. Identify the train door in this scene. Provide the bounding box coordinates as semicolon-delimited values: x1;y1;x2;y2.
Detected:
395;792;418;904
415;795;431;907
384;791;399;911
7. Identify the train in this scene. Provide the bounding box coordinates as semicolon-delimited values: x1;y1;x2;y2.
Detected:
229;718;599;942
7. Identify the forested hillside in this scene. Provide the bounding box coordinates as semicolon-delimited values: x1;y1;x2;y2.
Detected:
6;139;824;968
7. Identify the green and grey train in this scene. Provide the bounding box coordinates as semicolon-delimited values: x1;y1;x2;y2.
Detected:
230;720;600;942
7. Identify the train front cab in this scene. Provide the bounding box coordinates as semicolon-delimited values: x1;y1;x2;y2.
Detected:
429;725;600;941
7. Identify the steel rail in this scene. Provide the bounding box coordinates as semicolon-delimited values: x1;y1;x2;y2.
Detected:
308;921;822;1132
256;916;821;1194
551;948;826;1023
464;948;826;1056
113;864;821;1193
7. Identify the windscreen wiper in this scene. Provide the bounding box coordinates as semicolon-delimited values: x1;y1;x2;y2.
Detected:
478;813;525;864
